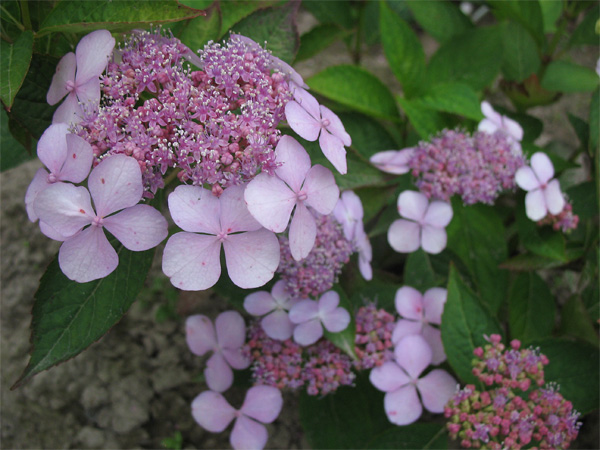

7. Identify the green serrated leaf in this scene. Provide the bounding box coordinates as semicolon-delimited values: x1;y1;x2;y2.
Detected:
501;21;541;83
232;1;299;63
489;0;545;47
0;30;34;110
529;338;600;414
338;112;398;159
397;96;447;139
416;82;483;120
302;0;355;31
307;65;399;120
541;60;600;93
13;244;156;388
516;201;567;261
559;295;599;346
441;266;502;385
379;1;426;97
38;0;205;36
296;23;348;63
539;0;563;33
406;0;472;44
219;0;276;38
508;272;556;343
404;249;439;292
1;108;34;172
447;201;509;313
428;25;503;91
179;3;221;53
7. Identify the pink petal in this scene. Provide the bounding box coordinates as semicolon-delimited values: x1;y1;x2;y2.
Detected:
244;291;276;316
230;415;268;450
244;173;296;232
52;92;83;125
25;168;51;222
191;391;236;432
292;87;321;121
384;385;423;426
303;165;339;214
423;288;447;325
358;254;373;281
103;204;167;251
215;310;246;349
168;185;221;234
398;191;429;221
530;152;554;185
318;291;340;314
480;101;501;123
387;219;421;253
421;225;447;254
422;325;446;365
223;229;280;288
501;116;524;142
333;190;364;240
222;348;251;370
285;101;321;142
293;318;323;346
544;179;565;215
320;105;351;147
515;165;541;191
288;202;317;261
39;221;68;241
423;201;453;227
47;52;76;105
270;280;291;306
270;55;305;87
37;123;69;175
162;232;221;290
88;155;142;217
274;135;312;192
59;134;94;183
261;310;295;340
219;184;261;233
370;149;413;175
394;334;432;379
321;307;350;333
185;315;217;356
58;226;117;282
289;299;319;324
370;361;411;392
205;351;234;393
74;77;101;115
75;30;115;84
416;369;457;413
34;183;94;238
477;118;499;135
524;189;547;221
395;286;424;320
318;130;347;174
391;319;423;344
240;385;283;423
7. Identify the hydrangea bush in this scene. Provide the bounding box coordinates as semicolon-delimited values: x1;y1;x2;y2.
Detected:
2;1;598;449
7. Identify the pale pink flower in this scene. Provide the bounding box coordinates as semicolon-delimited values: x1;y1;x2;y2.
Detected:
289;291;350;346
388;191;453;255
478;101;523;154
186;312;250;392
192;385;283;450
47;30;115;124
33;154;168;282
515;152;565;221
370;334;456;426
392;286;447;365
244;280;299;340
244;136;339;261
162;184;280;291
370;148;415;175
25;123;93;223
285;88;351;174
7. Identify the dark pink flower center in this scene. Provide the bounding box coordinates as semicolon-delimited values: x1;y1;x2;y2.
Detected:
297;190;308;202
321;118;330;128
65;79;76;92
92;216;104;227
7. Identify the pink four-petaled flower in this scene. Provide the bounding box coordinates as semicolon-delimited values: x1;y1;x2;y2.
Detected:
369;148;415;175
478;101;523;154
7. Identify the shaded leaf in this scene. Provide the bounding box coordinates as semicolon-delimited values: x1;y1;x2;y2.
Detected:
0;108;34;171
499;250;583;271
539;0;563;33
296;23;348;62
302;1;354;30
365;423;447;449
559;295;599;346
179;3;221;53
404;249;440;292
338;112;398;159
489;0;545;47
0;30;34;110
406;0;472;44
501;21;541;82
569;5;599;47
219;0;276;37
515;202;567;261
541;60;599;93
416;82;483;121
589;88;599;154
397;96;447;139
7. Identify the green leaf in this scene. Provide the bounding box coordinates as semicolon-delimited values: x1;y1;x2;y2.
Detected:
397;96;446;139
530;338;600;414
177;0;213;9
516;202;567;261
446;201;509;313
379;1;426;97
13;244;156;388
568;112;589;152
404;249;439;292
508;272;556;343
541;60;600;93
336;153;389;190
178;3;221;53
441;266;502;385
539;0;563;33
365;423;447;449
489;0;545;47
233;1;299;63
296;23;348;62
589;88;599;153
307;65;399;120
559;295;599;346
0;30;34;110
427;25;503;91
501;21;541;82
406;0;472;44
569;5;599;47
302;1;355;30
499;251;581;271
416;82;483;121
38;0;205;36
0;108;34;171
338;112;398;159
219;0;276;38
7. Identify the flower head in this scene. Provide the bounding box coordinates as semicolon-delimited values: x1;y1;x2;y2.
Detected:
369;148;414;175
478;101;523;154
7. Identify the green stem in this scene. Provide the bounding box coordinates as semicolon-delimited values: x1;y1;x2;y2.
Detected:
546;15;568;59
423;426;448;450
0;5;25;31
163;168;181;187
19;0;31;31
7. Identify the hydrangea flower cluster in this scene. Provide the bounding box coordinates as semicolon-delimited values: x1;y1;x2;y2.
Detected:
445;335;581;449
353;303;395;370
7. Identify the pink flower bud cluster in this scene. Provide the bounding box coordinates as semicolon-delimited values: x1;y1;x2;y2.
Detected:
77;30;294;197
408;129;525;205
445;335;581;449
537;202;579;232
353;303;395;370
277;212;354;299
